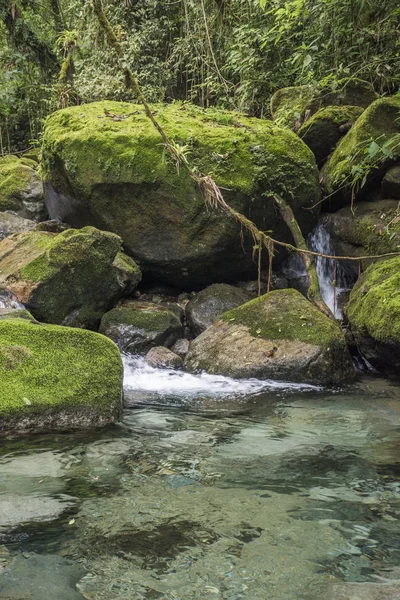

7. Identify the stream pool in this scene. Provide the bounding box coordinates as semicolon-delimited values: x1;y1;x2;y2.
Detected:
1;359;400;600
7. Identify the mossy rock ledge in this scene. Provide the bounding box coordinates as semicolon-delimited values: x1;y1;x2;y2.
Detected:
0;226;141;328
184;289;355;385
345;257;400;374
322;95;400;209
0;155;46;220
41;101;321;289
0;318;123;435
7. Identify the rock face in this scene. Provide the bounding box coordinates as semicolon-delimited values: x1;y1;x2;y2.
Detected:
322;96;400;209
271;79;377;130
41;101;321;288
185;289;354;385
185;283;251;336
0;211;35;241
145;346;183;369
0;318;123;435
0;226;141;328
0;155;46;220
298;105;364;165
99;301;184;354
346;257;400;374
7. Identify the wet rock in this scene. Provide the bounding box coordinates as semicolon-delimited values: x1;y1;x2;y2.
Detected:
171;338;190;359
0;494;75;530
0;553;85;600
185;289;355;385
382;165;400;199
185;284;251;336
42;101;320;288
0;318;123;435
322;96;400;209
99;302;184;354
346;257;400;375
298;105;364;165
0;226;141;328
0;155;46;220
0;212;35;241
145;346;183;369
33;219;70;234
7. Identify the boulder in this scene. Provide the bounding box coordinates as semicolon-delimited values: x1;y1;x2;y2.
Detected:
322;199;400;275
271;79;377;130
0;211;35;241
322;96;400;209
0;318;123;435
170;338;190;359
298;105;364;165
99;301;184;354
145;346;183;369
0;226;141;328
185;289;354;385
346;257;400;374
382;164;400;199
0;155;46;220
185;283;251;336
41;101;321;288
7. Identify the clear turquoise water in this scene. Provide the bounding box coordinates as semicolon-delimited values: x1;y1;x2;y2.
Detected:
1;373;400;599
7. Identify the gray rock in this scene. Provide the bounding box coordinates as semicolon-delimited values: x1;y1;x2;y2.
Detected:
171;338;190;359
185;283;251;336
0;554;85;600
145;346;183;369
0;212;35;241
382;165;400;199
99;302;184;354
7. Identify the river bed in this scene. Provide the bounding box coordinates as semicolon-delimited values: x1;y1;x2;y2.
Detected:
1;360;400;599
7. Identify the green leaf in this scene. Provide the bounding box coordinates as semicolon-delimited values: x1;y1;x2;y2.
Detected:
368;141;380;158
303;54;312;67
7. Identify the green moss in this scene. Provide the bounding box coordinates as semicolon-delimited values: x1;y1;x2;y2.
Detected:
346;257;400;343
222;288;345;346
0;155;35;212
323;96;400;200
0;318;122;417
100;306;181;332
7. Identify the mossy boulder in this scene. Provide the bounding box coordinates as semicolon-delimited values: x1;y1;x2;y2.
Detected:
322;199;400;275
185;289;354;385
41;101;321;289
322;96;400;209
346;257;400;374
382;165;400;199
298;105;364;165
0;318;123;435
0;211;36;241
0;155;45;220
99;301;184;354
271;79;377;131
0;226;141;328
185;283;251;336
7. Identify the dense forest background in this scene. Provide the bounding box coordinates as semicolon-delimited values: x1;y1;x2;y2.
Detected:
1;0;399;153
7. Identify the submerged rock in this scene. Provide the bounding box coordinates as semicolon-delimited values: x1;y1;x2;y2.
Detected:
185;283;251;336
0;318;123;435
41;101;320;288
0;155;46;220
0;211;35;241
346;257;400;375
0;226;141;328
99;301;184;354
145;346;183;369
298;105;364;165
185;289;354;385
322;96;400;209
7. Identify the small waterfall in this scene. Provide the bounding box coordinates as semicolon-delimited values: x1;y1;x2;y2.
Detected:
0;290;24;310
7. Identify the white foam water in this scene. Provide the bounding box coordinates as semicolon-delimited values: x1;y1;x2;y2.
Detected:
123;354;321;400
0;290;24;310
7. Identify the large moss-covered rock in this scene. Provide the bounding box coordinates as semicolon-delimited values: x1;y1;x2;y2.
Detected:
0;155;45;220
298;105;364;165
0;318;123;435
322;96;400;209
99;301;184;354
41;101;321;288
0;226;141;328
271;79;377;130
185;283;251;336
322;199;400;275
346;257;400;374
185;289;354;384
